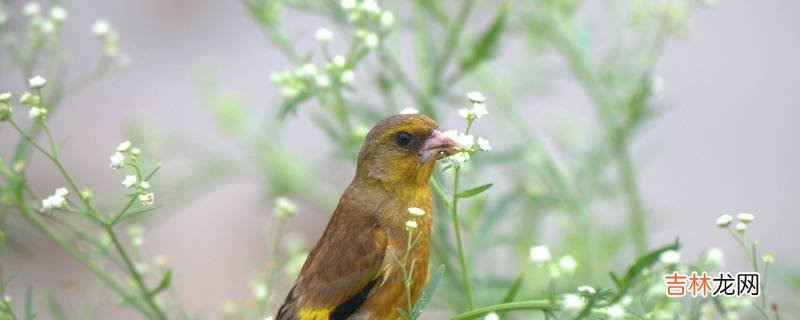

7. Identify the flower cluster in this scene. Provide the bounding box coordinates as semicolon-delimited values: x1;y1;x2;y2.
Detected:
442;91;492;166
405;206;425;231
529;244;579;277
340;0;394;49
41;187;68;212
92;19;121;58
20;2;67;37
109;141;154;206
271;54;354;100
274;196;297;221
17;76;48;122
716;212;754;233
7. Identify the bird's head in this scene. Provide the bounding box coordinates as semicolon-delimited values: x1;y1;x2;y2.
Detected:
356;114;459;189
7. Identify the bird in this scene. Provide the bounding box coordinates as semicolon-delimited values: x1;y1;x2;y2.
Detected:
276;114;459;320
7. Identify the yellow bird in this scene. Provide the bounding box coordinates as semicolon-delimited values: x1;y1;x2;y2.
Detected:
276;114;459;320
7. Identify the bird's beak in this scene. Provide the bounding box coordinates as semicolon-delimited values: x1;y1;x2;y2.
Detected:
419;129;459;163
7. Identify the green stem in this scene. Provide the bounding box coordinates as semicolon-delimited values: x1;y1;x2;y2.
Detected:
105;225;167;320
450;165;474;309
450;300;555;320
615;143;647;255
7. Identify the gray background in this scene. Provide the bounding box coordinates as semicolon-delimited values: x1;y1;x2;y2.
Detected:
2;0;799;318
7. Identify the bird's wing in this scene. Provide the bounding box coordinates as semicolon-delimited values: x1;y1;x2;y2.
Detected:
277;212;388;320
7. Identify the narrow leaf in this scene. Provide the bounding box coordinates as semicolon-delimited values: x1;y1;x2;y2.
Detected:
500;272;525;304
410;265;446;319
457;183;493;199
150;269;173;296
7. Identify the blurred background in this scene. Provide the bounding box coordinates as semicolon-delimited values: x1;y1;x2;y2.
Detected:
1;0;799;319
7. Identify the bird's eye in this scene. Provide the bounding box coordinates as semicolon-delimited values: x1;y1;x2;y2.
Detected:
396;131;412;146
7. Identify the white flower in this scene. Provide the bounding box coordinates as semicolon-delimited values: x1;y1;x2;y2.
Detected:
716;214;732;227
607;304;625;319
139;181;150;190
130;148;141;156
314;28;333;43
458;108;472;119
340;0;356;10
117;140;132;152
380;11;395;28
122;175;137;188
405;220;418;229
28;107;46;120
298;63;317;77
455;134;474;149
529;245;551;263
41;187;69;211
737;212;754;223
399;107;419;115
706;247;724;266
274;196;297;220
281;87;299;98
39;20;56;34
448;152;470;165
736;222;747;233
363;32;379;49
109;152;125;169
315;74;331;88
28;76;47;89
562;294;584;311
558;255;577;274
407;207;425;217
477;137;491;151
92;20;111;36
19;92;33;105
659;250;680;264
0;92;11;103
333;55;346;68
577;285;596;295
0;12;6;26
483;312;499;320
49;6;67;22
341;70;355;83
359;0;381;14
138;192;155;206
466;91;486;104
650;74;664;95
23;3;41;16
472;102;488;118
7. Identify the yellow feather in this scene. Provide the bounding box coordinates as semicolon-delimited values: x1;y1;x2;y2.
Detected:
298;309;330;320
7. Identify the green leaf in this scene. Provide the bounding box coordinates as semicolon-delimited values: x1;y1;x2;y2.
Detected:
456;183;493;199
459;1;509;73
500;273;525;304
609;239;680;303
410;265;446;319
150;269;173;296
42;293;68;320
451;300;554;320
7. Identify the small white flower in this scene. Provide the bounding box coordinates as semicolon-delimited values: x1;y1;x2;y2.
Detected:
298;63;317;77
281;87;299;98
558;255;577;274
529;245;551;263
442;129;459;141
399;107;419;115
117;140;132;152
341;70;355;83
122;175;137;188
359;0;381;14
19;92;33;105
92;20;111;36
109;152;125;169
333;55;347;68
477;137;491;151
23;2;41;16
138;192;155;206
607;304;625;319
466;91;486;104
139;181;150;190
315;74;331;88
577;285;596;295
650;74;664;95
407;207;425;217
455;134;474;149
737;212;754;223
458;108;472;119
405;220;418;229
49;6;67;22
659;250;680;264
0;92;11;103
28;76;47;89
380;11;395;28
706;247;724;266
363;32;379;49
340;0;356;10
736;222;747;233
472;102;488;118
483;312;499;320
55;187;69;197
314;28;333;43
41;187;69;211
130;148;141;156
0;12;6;26
28;107;46;120
264;317;274;320
716;214;733;228
448;152;470;165
562;294;584;311
274;196;297;220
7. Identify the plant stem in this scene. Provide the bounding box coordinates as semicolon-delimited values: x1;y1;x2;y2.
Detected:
450;166;474;310
450;300;555;320
105;225;167;320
